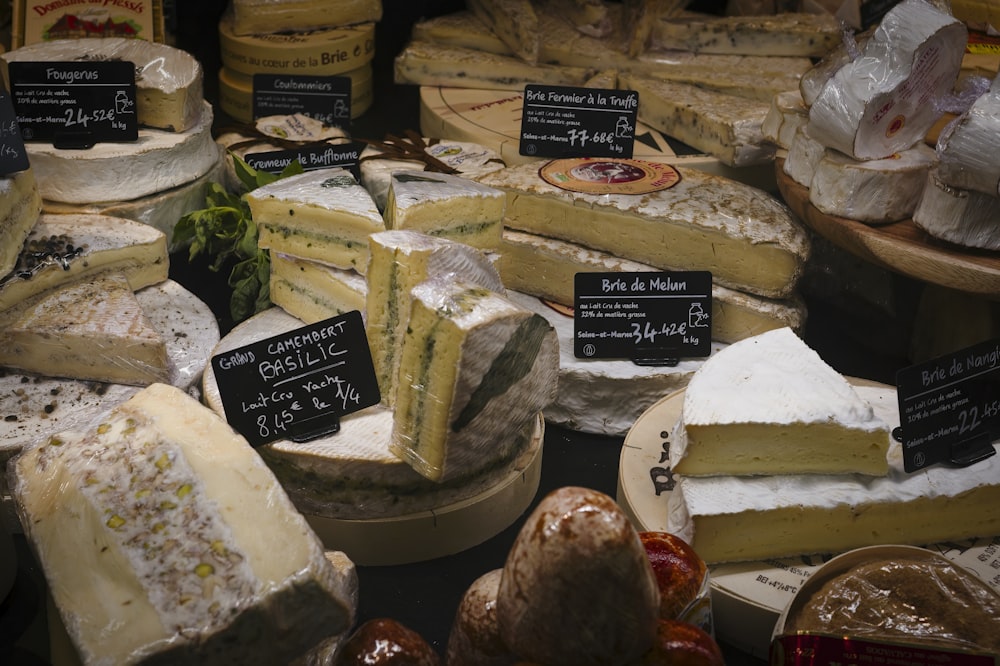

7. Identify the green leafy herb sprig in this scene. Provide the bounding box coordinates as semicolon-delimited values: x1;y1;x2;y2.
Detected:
173;155;303;323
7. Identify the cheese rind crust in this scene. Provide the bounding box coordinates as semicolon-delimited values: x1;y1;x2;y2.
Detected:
0;168;41;278
10;383;357;665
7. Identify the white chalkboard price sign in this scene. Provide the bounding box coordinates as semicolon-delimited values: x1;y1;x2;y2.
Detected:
211;310;381;447
8;60;138;148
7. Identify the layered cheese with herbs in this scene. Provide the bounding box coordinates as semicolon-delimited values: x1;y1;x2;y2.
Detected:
383;170;505;249
651;11;842;57
2;37;204;132
366;230;505;406
0;271;170;386
247;168;385;274
269;252;368;325
10;382;358;665
479;161;810;299
391;278;558;482
670;327;890;477
228;0;382;36
0;213;168;313
0;168;41;278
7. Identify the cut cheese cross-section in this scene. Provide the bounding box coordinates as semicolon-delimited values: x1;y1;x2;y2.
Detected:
0;167;41;278
247;167;385;274
0;271;170;386
670;327;891;477
0;213;168;313
10;382;358;665
479;160;810;299
391;278;558;482
366;230;505;407
384;169;505;249
651;11;843;57
269;252;368;325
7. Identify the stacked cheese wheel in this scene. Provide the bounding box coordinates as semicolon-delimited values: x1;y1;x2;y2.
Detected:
217;0;381;124
0;38;223;241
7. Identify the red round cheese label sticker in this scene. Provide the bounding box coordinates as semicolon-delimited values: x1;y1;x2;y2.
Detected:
538;157;681;195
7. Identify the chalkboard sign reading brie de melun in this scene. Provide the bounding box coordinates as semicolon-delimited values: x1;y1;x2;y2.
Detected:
8;60;137;147
211;310;380;447
519;84;637;159
574;271;712;364
252;74;352;128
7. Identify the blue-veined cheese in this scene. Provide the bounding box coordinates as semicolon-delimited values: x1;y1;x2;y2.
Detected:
228;0;382;36
9;382;358;665
0;213;168;313
0;271;170;386
2;37;203;132
670;327;890;478
247;167;384;274
0;168;41;278
466;0;540;64
384;169;505;249
269;252;367;325
391;278;558;482
479;161;810;299
913;168;1000;250
651;11;842;57
667;383;1000;564
366;230;505;407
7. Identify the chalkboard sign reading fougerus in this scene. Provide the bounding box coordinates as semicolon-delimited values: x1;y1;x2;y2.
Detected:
252;74;352;128
8;60;137;147
211;310;380;447
574;271;712;364
519;84;637;159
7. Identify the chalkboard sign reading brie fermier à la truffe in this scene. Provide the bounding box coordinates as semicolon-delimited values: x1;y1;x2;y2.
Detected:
574;271;712;364
252;73;352;128
212;310;380;447
8;60;137;147
519;84;637;159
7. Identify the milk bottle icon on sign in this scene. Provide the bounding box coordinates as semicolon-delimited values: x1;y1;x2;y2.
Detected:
688;303;709;329
115;90;134;115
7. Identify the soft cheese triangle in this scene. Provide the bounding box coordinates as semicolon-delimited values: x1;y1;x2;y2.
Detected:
479;160;810;299
671;327;890;477
2;37;203;132
391;278;558;482
9;382;357;665
269;253;368;325
247;167;385;274
0;168;41;278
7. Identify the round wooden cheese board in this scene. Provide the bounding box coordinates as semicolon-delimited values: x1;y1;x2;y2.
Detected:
775;157;1000;298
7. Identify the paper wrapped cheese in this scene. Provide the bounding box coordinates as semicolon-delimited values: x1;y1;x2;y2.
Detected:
806;0;966;160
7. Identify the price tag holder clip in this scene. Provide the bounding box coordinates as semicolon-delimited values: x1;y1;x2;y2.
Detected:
631;349;679;367
290;418;341;443
949;431;997;467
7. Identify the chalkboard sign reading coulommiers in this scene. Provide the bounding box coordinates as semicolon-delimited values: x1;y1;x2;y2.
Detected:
211;310;380;447
252;74;352;128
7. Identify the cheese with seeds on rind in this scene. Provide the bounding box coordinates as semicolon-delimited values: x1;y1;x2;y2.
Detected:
912;168;1000;250
26;101;218;204
499;229;806;345
0;213;168;313
391;278;558;482
229;0;382;36
620;74;776;167
247;167;385;274
218;11;375;76
652;11;842;57
479;161;810;299
0;168;41;278
806;0;966;160
936;74;1000;197
809;142;937;224
466;0;540;65
359;138;505;211
9;382;358;665
667;385;1000;564
762;90;808;150
394;41;597;92
670;327;890;477
269;253;367;326
2;37;203;132
0;271;170;386
384;169;505;250
366;230;505;407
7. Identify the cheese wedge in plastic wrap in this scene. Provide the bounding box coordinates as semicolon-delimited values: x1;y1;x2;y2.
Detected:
913;168;1000;250
651;11;842;57
391;278;558;482
0;168;41;278
782;124;827;187
9;382;358;665
229;0;382;36
761;90;808;150
936;73;1000;197
806;0;966;160
2;37;203;132
0;271;170;386
466;0;540;64
366;230;505;407
479;160;809;299
0;213;168;313
269;252;368;325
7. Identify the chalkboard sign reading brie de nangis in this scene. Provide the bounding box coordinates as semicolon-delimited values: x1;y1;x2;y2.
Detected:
8;60;137;147
519;84;637;159
211;311;380;447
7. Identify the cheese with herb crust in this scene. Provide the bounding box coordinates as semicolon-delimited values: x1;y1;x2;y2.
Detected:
10;382;358;665
391;278;558;482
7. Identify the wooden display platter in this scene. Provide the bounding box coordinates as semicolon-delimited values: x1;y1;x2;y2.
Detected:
775;157;1000;298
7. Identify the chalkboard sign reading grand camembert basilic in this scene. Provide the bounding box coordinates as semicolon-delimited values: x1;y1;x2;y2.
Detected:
8;61;137;147
211;311;380;447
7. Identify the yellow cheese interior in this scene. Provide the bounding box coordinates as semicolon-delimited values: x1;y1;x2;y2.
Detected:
384;191;504;250
269;255;365;325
